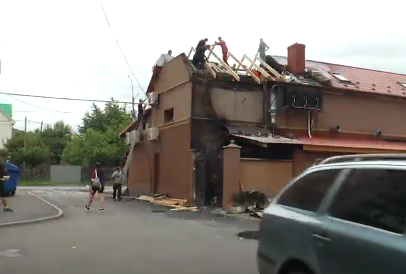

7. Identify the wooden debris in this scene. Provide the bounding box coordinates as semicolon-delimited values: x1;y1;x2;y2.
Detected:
136;194;197;212
137;195;155;202
250;211;264;219
170;206;198;212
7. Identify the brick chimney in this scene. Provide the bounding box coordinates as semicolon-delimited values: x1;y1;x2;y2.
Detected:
287;43;306;75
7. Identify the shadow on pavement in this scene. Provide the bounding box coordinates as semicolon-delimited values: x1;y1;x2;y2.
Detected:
237;231;259;240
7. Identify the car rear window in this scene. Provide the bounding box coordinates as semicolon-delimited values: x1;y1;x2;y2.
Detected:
329;168;406;234
277;169;340;212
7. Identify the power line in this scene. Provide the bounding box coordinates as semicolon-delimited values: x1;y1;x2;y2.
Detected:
0;90;143;104
14;110;79;114
6;94;81;114
98;0;146;96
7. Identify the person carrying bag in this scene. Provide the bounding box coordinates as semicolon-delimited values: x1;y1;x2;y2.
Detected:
85;162;105;212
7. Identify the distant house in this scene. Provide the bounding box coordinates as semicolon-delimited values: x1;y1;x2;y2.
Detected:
0;105;15;148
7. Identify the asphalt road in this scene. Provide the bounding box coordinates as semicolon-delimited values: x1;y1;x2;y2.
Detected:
0;187;260;274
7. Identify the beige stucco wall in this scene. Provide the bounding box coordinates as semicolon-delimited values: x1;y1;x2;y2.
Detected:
239;159;293;197
153;82;192;126
154;55;191;94
276;92;406;137
209;87;263;124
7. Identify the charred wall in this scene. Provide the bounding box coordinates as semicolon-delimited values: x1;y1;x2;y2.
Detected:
190;77;264;205
190;119;228;206
191;78;263;124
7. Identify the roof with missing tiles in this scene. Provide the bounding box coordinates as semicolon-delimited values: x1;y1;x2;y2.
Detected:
272;56;406;98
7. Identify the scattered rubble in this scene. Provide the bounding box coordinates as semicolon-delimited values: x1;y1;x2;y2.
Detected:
231;190;270;219
136;195;199;212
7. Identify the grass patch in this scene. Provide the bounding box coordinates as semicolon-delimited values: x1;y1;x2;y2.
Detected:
19;180;88;186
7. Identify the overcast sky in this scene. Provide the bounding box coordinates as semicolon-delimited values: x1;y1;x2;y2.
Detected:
0;0;405;131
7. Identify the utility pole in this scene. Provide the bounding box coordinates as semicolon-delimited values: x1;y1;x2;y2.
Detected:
40;121;43;132
127;75;135;120
23;117;27;170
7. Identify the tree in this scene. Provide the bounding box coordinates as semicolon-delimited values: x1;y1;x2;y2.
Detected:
62;98;131;166
3;132;50;166
40;121;72;164
78;98;131;134
61;126;127;166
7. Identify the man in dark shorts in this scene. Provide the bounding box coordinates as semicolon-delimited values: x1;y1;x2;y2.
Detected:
85;162;105;212
0;161;13;212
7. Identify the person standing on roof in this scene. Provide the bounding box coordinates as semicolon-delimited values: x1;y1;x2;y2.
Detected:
215;37;229;66
137;99;144;121
257;38;269;61
192;38;209;70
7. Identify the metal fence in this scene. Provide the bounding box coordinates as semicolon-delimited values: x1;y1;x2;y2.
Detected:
19;164;115;184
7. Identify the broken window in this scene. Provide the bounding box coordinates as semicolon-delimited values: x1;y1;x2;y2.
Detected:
332;73;351;82
164;108;174;123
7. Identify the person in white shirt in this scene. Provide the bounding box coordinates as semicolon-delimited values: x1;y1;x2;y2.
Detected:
112;166;123;201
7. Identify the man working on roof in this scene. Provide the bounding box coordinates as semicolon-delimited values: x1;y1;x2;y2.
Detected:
257;38;269;61
215;37;229;65
192;38;209;70
137;99;143;121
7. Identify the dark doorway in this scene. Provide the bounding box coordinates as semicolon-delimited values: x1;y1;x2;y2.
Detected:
153;153;160;194
194;154;206;206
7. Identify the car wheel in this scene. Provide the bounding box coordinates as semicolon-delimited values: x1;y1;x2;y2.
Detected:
11;191;15;196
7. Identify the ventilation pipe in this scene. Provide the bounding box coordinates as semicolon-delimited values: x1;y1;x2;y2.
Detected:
268;84;284;125
307;110;312;138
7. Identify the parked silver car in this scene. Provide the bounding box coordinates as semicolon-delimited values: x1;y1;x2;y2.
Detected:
257;154;406;274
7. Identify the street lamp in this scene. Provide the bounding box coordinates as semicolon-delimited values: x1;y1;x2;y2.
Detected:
127;75;135;120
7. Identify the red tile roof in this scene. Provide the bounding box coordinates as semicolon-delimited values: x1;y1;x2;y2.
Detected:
272;56;406;98
298;137;406;151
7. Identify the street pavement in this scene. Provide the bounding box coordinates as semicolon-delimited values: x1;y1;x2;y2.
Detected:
0;191;59;225
0;187;260;274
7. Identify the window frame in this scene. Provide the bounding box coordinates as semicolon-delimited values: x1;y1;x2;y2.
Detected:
325;166;406;235
274;166;345;213
163;108;174;124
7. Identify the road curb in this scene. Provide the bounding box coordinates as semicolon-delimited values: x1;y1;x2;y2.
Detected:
0;191;64;228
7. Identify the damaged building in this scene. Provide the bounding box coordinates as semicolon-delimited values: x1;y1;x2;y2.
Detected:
120;42;406;208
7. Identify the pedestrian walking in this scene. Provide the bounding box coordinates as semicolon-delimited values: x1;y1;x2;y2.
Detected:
257;38;269;61
112;166;123;201
215;37;229;65
0;160;13;212
85;162;105;212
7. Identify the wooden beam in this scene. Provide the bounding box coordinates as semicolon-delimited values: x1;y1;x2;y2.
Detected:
243;54;273;80
205;63;217;78
187;47;195;58
206;45;216;60
235;55;246;71
208;63;222;73
255;56;282;79
228;52;260;84
206;48;240;81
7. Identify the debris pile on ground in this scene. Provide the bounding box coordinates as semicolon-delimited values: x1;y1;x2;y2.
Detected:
136;194;199;212
231;190;270;219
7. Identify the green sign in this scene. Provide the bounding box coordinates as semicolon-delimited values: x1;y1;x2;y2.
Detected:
0;104;12;118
